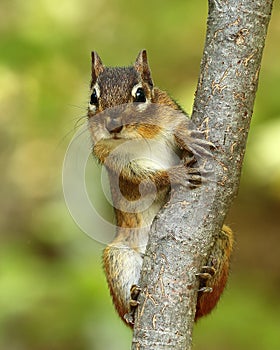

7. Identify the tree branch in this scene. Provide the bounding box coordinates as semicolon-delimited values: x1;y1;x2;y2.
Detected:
131;1;273;349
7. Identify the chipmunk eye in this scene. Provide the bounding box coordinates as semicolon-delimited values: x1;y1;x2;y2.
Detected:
90;89;98;105
134;87;146;102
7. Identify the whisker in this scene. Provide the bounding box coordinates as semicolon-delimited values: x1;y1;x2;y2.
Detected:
67;104;88;111
74;115;88;130
57;116;89;149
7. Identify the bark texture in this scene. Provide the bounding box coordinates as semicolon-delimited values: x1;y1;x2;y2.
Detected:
132;1;273;349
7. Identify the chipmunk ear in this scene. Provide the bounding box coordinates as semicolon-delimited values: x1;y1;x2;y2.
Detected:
134;50;154;88
91;51;104;84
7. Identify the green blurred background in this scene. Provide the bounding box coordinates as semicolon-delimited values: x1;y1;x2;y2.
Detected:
1;1;280;349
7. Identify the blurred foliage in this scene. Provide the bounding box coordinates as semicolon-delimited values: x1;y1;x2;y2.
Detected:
0;0;279;349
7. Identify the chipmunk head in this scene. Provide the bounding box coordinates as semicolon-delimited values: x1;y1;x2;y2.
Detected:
87;51;189;171
88;50;154;115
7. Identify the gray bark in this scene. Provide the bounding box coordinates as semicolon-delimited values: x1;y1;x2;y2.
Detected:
131;0;274;349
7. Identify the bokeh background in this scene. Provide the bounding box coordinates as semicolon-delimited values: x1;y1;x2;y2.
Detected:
1;1;280;349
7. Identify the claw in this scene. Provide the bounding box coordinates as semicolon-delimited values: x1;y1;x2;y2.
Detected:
201;265;216;276
196;266;216;280
124;312;134;325
195;272;213;280
125;285;142;326
130;284;141;300
196;265;216;294
198;286;213;293
129;299;140;307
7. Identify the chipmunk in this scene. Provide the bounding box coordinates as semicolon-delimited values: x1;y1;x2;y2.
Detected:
87;50;233;326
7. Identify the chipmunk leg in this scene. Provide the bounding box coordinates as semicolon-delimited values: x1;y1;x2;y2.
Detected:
195;225;234;320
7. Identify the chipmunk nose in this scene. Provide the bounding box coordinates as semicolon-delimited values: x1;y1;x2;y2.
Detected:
105;117;123;134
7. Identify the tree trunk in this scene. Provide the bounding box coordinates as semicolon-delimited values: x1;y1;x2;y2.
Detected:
131;1;274;349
